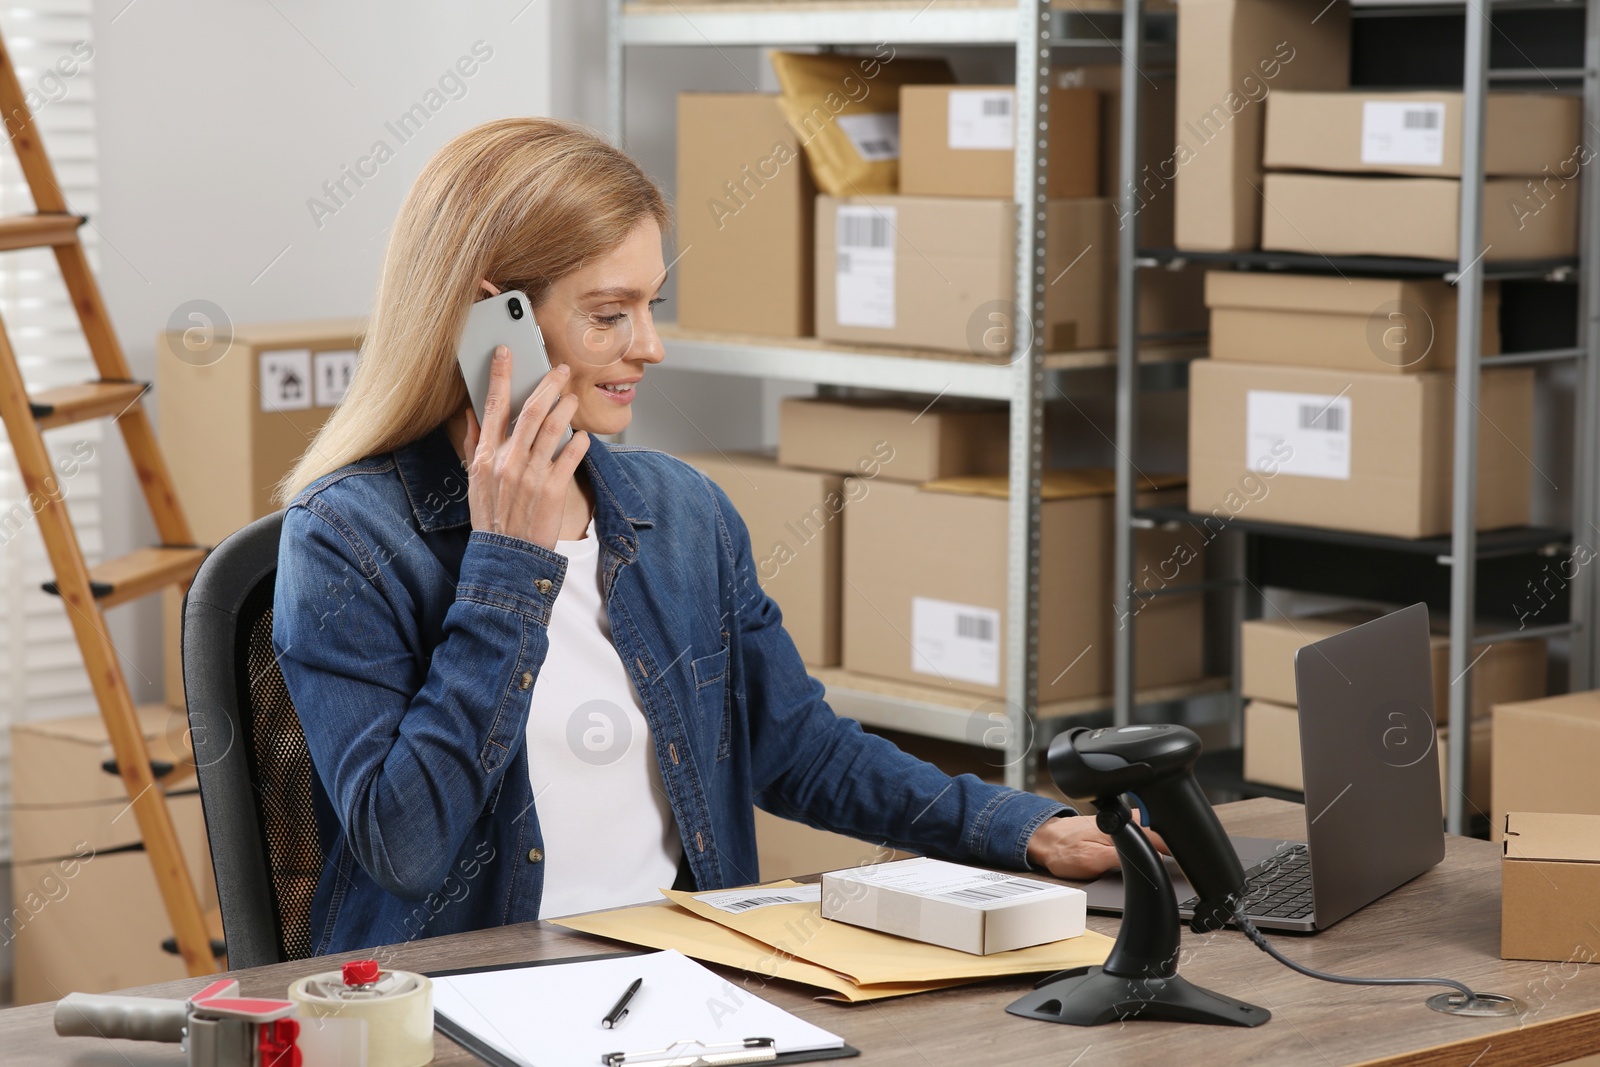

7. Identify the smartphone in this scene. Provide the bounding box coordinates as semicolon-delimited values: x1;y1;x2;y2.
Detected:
457;289;568;443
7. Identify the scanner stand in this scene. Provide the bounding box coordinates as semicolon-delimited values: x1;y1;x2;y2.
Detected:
1005;798;1270;1028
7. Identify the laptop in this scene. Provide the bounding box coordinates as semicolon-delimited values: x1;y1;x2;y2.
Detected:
1077;603;1447;932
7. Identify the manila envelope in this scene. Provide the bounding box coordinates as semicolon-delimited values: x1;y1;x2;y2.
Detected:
551;901;966;1002
665;880;1114;987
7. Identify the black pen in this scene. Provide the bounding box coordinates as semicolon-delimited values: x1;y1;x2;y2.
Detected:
601;978;643;1029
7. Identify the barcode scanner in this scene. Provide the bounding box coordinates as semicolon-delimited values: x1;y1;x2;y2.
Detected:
1006;725;1270;1028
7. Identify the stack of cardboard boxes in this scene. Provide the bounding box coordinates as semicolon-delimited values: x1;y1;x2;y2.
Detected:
683;396;1208;714
1188;270;1536;539
1240;609;1547;809
675;70;1206;356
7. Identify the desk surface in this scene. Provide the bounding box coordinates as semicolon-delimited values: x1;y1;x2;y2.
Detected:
6;798;1600;1067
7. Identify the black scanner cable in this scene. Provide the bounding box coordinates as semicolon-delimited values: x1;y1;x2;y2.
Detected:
1228;906;1476;1001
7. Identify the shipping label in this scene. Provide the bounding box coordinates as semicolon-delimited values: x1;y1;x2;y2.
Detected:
835;204;896;329
1246;389;1352;480
948;89;1015;150
911;596;1000;687
1361;101;1446;167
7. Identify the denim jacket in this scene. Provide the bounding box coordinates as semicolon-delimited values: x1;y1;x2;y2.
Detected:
272;423;1070;955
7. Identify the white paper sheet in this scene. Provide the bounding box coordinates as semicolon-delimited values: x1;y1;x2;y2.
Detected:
430;949;844;1067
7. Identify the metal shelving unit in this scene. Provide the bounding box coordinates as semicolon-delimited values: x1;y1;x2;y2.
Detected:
1112;0;1600;835
608;0;1193;791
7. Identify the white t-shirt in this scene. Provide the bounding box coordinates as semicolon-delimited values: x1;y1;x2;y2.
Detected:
525;518;683;919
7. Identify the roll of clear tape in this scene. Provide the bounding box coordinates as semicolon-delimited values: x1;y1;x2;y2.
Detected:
288;967;433;1067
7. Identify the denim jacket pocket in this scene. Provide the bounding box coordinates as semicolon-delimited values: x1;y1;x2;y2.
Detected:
690;645;732;761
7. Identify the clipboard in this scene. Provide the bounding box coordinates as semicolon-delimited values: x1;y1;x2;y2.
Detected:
427;951;861;1067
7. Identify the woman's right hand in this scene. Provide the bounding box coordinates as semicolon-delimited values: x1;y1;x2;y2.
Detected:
463;347;590;550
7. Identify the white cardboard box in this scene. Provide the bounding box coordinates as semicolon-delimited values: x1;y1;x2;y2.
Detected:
820;857;1087;955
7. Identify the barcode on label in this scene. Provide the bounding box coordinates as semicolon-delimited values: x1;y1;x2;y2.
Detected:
1298;404;1344;432
956;613;995;642
942;879;1049;905
722;894;806;912
839;213;892;249
858;138;895;158
982;97;1011;117
1403;108;1440;130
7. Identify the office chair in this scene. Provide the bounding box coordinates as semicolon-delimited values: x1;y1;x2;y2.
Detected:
182;509;323;969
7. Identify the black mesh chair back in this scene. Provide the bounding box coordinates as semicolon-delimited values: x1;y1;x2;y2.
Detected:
182;510;323;967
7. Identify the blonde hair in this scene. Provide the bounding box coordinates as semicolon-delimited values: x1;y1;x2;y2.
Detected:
276;117;670;504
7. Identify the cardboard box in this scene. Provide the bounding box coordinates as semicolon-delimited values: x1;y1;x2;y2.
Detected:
820;857;1087;955
777;396;1007;483
159;317;365;708
1187;360;1534;538
1493;691;1600;842
676;93;814;336
1244;698;1489;810
10;709;218;1005
12;855;225;1006
1205;272;1501;374
1260;173;1580;262
1062;63;1178;247
10;706;211;872
1240;610;1547;720
755;808;908;883
677;451;844;666
1173;0;1352;251
1501;812;1600;963
899;84;1100;199
842;471;1205;705
815;194;1111;354
1264;91;1582;178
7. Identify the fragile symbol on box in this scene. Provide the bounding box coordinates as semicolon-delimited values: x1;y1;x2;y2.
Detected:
259;349;312;413
314;349;358;407
911;596;1000;687
1246;389;1352;481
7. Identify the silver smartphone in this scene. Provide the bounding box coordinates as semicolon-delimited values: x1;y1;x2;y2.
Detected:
456;289;567;443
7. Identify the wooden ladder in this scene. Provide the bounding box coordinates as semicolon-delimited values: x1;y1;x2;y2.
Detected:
0;37;215;973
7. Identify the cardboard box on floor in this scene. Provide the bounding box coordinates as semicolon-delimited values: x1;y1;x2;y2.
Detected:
676;93;814;336
1187;360;1534;539
1501;812;1600;963
1243;698;1489;811
1264;91;1582;178
1205;272;1501;374
1240;610;1546;721
899;84;1100;199
1492;690;1600;843
1173;0;1352;251
10;707;218;1004
158;317;365;708
777;396;1008;483
678;451;844;667
842;471;1205;705
1260;173;1580;262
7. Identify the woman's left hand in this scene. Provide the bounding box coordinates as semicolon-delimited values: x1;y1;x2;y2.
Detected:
1025;815;1169;880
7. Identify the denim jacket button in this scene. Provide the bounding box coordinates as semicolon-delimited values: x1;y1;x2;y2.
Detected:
527;848;544;863
518;671;534;691
534;578;553;595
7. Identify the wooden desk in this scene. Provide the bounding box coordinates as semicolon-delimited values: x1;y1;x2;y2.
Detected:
6;798;1600;1066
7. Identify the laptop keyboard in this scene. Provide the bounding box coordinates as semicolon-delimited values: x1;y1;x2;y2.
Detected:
1179;843;1314;921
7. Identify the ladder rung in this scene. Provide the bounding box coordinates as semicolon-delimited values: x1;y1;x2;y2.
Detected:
42;545;208;608
0;212;83;252
30;380;147;429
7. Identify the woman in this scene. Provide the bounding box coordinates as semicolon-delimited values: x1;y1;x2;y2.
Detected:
273;117;1125;955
